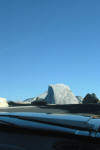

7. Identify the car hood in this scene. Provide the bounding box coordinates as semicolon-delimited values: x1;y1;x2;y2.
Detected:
0;112;100;138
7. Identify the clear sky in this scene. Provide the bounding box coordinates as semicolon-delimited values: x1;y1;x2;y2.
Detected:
0;0;100;100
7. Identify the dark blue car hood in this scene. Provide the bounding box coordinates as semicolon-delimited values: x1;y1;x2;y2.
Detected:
0;112;100;138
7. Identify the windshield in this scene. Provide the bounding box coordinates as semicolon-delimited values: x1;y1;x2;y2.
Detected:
0;0;100;117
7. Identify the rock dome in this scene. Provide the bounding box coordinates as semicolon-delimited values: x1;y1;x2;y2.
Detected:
45;84;79;104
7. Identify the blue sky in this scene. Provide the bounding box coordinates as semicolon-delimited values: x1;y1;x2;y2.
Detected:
0;0;100;100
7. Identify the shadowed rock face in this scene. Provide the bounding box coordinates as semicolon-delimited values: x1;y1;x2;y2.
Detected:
45;84;79;104
83;93;99;104
0;97;8;107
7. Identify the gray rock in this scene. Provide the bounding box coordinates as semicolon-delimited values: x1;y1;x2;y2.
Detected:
24;97;36;103
36;92;47;100
45;84;79;104
76;96;83;103
24;92;48;103
31;92;48;105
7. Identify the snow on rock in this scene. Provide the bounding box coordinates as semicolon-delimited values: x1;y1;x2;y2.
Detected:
0;97;8;107
45;84;79;104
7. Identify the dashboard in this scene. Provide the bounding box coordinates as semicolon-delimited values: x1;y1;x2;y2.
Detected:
0;128;100;150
